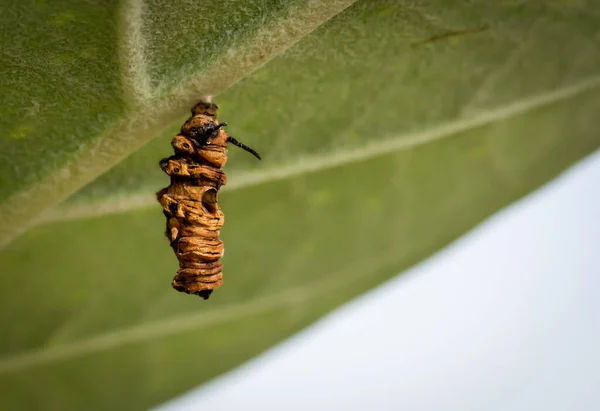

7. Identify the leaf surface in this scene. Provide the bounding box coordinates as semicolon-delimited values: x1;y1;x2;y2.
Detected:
1;0;599;409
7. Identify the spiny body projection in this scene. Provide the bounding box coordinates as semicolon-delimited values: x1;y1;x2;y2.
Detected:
156;101;261;299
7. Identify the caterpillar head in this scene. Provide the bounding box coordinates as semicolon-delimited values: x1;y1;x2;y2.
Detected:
181;116;229;147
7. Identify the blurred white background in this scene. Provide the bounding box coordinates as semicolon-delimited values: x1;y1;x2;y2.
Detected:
156;149;600;411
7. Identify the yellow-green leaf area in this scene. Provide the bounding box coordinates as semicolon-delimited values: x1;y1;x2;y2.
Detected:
1;87;599;409
68;0;600;207
1;0;600;409
0;0;124;200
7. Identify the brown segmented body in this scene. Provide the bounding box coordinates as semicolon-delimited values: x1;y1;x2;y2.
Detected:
156;101;261;299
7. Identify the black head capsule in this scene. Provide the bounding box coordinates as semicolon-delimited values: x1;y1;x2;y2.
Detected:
206;122;227;138
187;122;228;146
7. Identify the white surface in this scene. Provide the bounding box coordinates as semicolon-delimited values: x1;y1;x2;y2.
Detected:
156;149;600;411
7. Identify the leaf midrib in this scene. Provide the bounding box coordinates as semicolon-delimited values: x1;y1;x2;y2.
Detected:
36;74;600;224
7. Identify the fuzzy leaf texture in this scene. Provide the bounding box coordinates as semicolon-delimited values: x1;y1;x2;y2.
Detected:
1;0;599;410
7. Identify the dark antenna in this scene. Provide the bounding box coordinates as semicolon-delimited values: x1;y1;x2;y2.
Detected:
228;136;261;160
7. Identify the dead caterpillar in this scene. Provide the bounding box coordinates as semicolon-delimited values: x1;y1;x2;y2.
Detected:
156;101;261;299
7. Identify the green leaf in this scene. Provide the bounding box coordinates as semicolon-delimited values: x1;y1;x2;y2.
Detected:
1;0;599;410
0;0;357;245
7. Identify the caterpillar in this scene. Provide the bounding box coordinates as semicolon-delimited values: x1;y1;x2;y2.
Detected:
156;101;261;299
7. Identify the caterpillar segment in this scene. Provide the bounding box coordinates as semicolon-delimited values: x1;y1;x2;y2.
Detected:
156;101;261;299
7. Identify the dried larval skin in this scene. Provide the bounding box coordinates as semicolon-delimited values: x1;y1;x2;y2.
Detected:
156;101;260;299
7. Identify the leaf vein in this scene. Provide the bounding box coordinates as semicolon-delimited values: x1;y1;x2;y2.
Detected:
37;74;600;223
0;261;368;375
